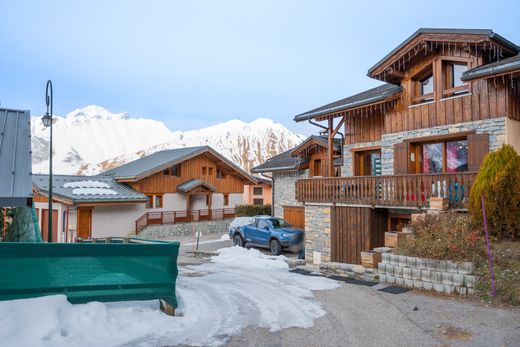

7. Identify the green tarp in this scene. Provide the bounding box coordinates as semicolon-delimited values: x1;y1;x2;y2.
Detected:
4;204;42;242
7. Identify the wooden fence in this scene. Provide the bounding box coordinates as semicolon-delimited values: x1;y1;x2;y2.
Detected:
135;208;236;234
296;172;478;209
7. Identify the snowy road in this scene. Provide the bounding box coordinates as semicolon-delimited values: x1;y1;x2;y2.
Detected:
0;247;338;347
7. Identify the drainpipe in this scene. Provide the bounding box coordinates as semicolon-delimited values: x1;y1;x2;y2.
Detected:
260;172;274;216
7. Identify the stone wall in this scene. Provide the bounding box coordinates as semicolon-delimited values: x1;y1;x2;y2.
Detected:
378;253;477;295
272;170;308;218
342;117;507;176
304;204;331;264
140;219;232;239
319;262;377;282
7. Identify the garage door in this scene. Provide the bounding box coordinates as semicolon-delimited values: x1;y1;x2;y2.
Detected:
283;206;305;230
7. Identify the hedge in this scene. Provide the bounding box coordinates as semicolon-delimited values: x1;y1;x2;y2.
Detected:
235;204;272;217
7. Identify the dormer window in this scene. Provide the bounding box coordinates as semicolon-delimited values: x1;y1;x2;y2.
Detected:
443;61;469;97
412;65;434;104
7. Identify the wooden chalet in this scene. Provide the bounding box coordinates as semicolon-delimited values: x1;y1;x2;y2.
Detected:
289;28;520;264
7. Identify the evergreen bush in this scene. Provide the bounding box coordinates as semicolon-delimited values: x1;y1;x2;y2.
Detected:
469;145;520;240
235;204;272;217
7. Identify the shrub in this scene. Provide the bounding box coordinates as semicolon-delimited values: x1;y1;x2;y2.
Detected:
235;204;272;217
394;212;486;262
469;145;520;240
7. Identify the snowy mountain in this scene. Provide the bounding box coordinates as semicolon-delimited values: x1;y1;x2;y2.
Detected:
31;105;305;175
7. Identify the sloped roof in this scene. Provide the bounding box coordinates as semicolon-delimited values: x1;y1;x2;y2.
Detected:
32;174;147;204
101;146;256;184
251;148;308;173
0;108;32;207
294;84;401;122
176;179;216;193
368;28;519;77
290;135;342;154
462;54;520;81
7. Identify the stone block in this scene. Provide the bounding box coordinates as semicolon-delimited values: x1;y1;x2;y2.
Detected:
411;213;426;223
378;274;387;283
424;258;437;270
404;279;414;287
431;271;442;284
402;267;412;279
398;255;407;267
433;283;444;293
406;256;417;268
361;251;382;269
464;275;477;288
458;262;474;275
395;277;405;286
385;263;394;275
373;247;393;253
415;258;425;269
386;275;396;284
437;261;448;272
339;263;353;271
393;265;403;277
467;288;475;295
388;254;398;265
421;269;431;282
413;280;423;289
378;262;386;274
423;282;433;290
446;261;458;273
352;265;365;274
452;273;464;287
441;272;453;286
455;286;467;295
382;253;391;263
412;268;422;280
385;232;406;248
443;284;454;294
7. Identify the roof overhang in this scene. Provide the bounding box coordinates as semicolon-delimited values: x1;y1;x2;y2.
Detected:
32;185;148;206
462;55;520;81
176;179;217;193
368;29;520;84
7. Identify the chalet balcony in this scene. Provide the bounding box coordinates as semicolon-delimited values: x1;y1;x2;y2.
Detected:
296;172;478;210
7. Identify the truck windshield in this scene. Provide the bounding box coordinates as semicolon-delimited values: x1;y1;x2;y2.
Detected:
269;218;290;228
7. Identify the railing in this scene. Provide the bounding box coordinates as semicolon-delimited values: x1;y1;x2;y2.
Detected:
135;208;236;234
296;172;478;209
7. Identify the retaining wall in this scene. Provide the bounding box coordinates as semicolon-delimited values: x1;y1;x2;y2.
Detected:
378;253;477;295
140;220;232;239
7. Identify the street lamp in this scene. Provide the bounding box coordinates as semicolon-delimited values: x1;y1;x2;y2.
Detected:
41;80;53;242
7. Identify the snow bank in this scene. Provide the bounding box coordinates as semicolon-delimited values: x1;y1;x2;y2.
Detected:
72;188;118;195
63;180;110;189
0;246;339;347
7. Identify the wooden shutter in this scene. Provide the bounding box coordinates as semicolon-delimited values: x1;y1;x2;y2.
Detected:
393;142;408;174
468;133;489;172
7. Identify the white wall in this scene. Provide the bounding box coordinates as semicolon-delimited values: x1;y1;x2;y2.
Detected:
229;193;243;207
506;117;520;154
34;201;66;243
91;203;146;238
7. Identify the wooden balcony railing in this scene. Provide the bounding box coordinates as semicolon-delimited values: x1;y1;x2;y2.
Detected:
135;208;236;234
296;172;478;209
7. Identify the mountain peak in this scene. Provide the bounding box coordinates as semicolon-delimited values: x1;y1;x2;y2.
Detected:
66;105;129;121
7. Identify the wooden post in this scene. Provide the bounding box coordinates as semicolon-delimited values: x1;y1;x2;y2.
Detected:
328;116;334;177
208;193;212;220
186;193;191;222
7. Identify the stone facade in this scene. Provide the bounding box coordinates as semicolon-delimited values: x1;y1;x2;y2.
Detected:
140;219;232;239
272;170;308;218
342;117;508;176
304;204;331;264
378;253;477;295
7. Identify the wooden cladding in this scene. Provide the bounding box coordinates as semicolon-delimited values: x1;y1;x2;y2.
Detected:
331;207;387;264
467;133;489;172
128;153;246;194
283;206;305;231
393;143;408;175
296;172;477;209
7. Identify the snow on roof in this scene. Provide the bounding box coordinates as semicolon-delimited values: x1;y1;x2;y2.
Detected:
63;180;110;189
72;188;118;196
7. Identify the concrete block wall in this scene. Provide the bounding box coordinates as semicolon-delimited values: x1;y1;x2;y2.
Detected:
378;253;477;295
304;204;331;264
140;219;232;239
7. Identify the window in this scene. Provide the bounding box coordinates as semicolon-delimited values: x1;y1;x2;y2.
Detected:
163;168;171;175
202;167;207;175
313;159;322;177
208;167;213;176
224;194;229;206
171;164;181;177
412;65;434;104
443;62;469;97
154;195;163;208
412;139;468;174
354;149;381;176
216;169;224;179
253;198;264;206
205;195;210;206
257;219;269;229
145;195;153;209
253;187;263;195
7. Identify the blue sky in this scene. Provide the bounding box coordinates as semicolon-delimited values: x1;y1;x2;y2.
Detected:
0;0;519;135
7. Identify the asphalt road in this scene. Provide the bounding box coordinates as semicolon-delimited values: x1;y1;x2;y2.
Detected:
166;233;520;346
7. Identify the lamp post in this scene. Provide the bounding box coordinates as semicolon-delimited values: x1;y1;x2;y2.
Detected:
41;80;53;242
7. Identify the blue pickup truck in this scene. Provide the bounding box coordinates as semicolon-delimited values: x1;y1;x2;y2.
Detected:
229;216;304;255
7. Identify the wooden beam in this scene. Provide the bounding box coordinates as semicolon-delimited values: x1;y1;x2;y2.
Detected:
331;116;345;138
328;116;334;177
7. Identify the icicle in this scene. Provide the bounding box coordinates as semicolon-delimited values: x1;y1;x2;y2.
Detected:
442;42;445;54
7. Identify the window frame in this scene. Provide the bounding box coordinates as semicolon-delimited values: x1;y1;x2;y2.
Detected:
154;195;163;208
253;198;264;206
407;135;469;174
412;64;434;104
442;59;470;98
351;146;382;176
253;187;263;196
223;194;229;206
145;194;154;209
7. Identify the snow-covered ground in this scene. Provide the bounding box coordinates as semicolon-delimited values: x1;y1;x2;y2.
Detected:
0;246;339;347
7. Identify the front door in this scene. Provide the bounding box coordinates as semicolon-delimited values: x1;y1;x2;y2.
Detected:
41;209;58;242
77;207;93;239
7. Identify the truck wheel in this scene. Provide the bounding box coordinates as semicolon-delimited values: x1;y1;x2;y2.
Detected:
233;234;244;247
270;239;282;256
